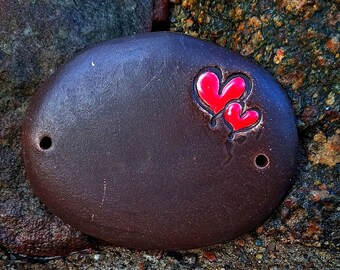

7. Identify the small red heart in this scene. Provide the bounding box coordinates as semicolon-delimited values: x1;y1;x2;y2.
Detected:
224;102;260;132
196;71;246;114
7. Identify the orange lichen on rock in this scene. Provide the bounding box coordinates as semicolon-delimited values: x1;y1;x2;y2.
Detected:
241;31;264;56
274;48;285;64
248;16;262;29
325;37;339;55
305;222;322;238
309;130;340;167
229;6;243;21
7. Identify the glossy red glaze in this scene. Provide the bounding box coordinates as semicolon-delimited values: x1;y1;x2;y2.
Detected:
224;102;260;132
196;71;246;114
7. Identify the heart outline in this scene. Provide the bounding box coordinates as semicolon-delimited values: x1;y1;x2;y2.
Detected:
223;102;261;133
193;67;262;139
195;68;248;115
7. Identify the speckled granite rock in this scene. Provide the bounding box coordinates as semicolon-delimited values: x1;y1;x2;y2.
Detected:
1;0;339;268
170;0;339;256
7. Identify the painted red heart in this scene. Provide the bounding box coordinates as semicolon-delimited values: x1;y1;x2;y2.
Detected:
196;71;246;114
224;102;260;132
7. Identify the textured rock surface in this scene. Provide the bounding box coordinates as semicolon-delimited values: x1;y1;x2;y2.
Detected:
1;0;339;268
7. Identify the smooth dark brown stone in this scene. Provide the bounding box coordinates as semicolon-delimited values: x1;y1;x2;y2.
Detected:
22;32;298;250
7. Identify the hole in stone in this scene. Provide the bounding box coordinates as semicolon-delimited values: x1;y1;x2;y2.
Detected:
39;136;52;150
255;154;268;168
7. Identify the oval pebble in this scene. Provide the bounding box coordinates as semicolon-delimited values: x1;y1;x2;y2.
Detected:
22;32;298;250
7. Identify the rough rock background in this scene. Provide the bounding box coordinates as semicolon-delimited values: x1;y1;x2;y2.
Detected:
1;0;339;269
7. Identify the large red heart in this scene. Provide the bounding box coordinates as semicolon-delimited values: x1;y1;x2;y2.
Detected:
224;102;260;132
196;71;246;114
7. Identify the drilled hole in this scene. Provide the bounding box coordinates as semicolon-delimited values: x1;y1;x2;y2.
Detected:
255;154;269;168
39;136;52;150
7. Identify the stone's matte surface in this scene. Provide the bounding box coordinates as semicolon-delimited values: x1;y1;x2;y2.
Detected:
22;32;298;250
